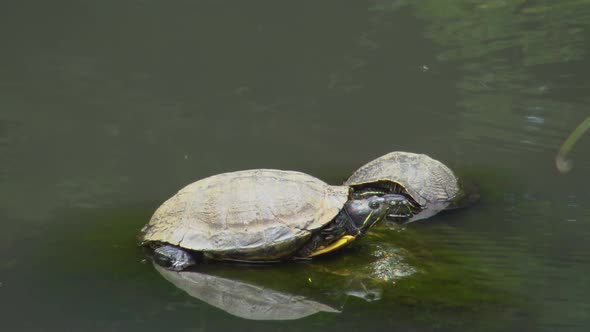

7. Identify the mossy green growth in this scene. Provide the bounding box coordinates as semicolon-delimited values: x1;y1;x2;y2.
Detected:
39;204;527;330
364;225;528;330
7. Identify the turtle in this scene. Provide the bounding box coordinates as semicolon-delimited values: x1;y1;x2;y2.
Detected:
344;152;478;224
138;169;401;271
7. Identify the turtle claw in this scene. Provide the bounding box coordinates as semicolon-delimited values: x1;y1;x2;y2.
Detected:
321;227;335;235
153;245;196;271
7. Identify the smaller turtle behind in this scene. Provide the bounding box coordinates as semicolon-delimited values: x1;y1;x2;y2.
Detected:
345;152;479;224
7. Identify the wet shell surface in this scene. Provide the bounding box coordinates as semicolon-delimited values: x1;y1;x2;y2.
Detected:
139;169;349;260
345;152;460;221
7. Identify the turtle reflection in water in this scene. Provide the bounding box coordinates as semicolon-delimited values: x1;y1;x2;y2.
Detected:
154;264;340;320
152;245;415;320
139;169;402;271
345;151;479;224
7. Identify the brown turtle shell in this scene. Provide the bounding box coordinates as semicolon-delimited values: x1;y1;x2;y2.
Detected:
139;169;350;260
344;152;460;220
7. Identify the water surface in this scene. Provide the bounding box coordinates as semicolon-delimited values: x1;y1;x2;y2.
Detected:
1;1;590;331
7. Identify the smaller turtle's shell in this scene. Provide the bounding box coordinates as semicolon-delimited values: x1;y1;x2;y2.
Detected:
139;169;350;260
344;152;460;208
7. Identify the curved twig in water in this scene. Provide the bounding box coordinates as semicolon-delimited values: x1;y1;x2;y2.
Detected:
556;115;590;173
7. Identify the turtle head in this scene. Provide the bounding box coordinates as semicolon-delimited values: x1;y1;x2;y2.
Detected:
383;194;421;223
345;194;402;233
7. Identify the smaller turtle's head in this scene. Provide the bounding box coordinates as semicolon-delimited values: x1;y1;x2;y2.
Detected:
345;194;402;233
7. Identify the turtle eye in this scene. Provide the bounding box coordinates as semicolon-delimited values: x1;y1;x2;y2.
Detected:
368;200;380;209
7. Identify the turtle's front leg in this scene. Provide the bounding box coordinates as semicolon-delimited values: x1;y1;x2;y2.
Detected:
153;244;196;271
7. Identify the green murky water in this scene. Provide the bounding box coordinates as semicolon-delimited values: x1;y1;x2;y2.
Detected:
1;1;590;331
